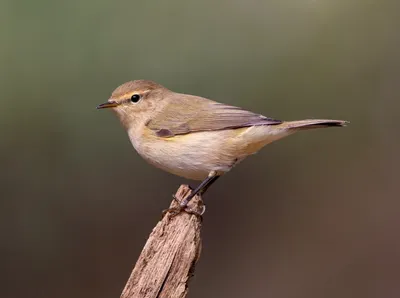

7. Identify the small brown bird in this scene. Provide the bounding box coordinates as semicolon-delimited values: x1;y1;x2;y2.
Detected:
97;80;347;214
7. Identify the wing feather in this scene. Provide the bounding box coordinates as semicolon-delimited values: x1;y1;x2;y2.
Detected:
146;94;281;137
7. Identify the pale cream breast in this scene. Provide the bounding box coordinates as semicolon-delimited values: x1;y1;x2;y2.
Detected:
128;127;235;180
127;125;292;181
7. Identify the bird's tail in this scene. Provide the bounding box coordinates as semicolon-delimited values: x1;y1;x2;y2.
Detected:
279;119;348;130
239;119;347;155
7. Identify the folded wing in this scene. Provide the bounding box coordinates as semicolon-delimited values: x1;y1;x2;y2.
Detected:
146;94;282;137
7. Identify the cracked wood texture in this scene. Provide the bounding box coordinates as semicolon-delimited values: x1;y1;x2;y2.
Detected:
121;185;203;298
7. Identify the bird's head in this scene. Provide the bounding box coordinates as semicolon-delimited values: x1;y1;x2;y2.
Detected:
97;80;168;128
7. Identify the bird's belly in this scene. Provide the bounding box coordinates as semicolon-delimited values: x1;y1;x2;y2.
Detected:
129;126;291;181
130;130;243;180
143;152;214;181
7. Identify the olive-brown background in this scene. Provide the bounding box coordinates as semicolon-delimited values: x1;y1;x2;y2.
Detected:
1;1;399;297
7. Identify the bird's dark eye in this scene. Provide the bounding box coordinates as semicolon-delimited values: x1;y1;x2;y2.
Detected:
130;94;141;103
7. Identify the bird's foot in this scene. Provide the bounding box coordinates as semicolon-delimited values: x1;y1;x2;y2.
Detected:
161;194;205;219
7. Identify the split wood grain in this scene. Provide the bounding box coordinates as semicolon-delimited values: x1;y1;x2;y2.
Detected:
121;185;204;298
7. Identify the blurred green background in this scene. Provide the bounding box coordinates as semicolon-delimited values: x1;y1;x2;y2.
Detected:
1;1;399;297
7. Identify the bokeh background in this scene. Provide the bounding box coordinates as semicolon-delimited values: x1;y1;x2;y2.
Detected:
1;1;399;297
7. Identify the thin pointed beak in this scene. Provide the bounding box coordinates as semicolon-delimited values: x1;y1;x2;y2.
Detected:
96;100;118;109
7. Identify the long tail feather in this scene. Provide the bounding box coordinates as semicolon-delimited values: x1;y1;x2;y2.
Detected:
280;119;348;130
